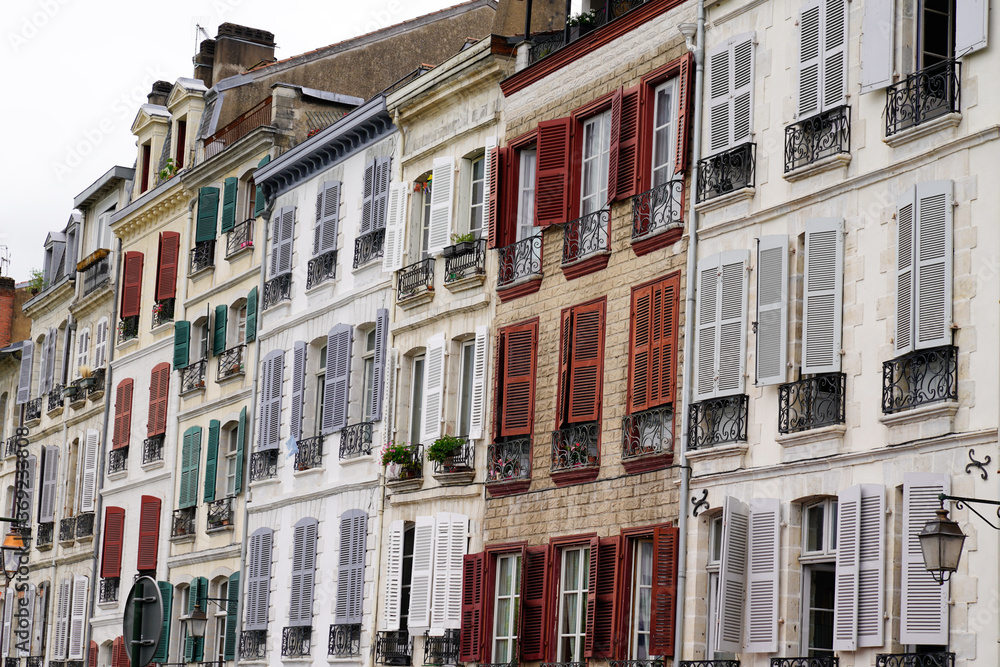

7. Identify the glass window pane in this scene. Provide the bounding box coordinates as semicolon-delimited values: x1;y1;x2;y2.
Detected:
459;342;475;436
410;357;425;442
806;504;824;552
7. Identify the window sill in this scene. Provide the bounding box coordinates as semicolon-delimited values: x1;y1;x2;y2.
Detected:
179;385;207;398
189;264;215;281
250;477;281;488
497;274;542;303
622;451;674;475
36;543;53;553
486;478;531;497
632;225;683;257
58;536;75;547
88;386;106;401
97;601;119;610
561;250;610;281
443;273;485;294
207;524;235;535
386;477;423;493
69;397;88;410
397;289;435;311
141;459;165;471
879;400;959;445
293;466;324;478
76;533;94;544
226;245;254;261
263;299;291;318
694;186;756;214
340;452;375;466
107;469;128;482
776;423;846;448
352;257;383;273
783;152;851;182
46;405;64;418
217;371;246;386
150;321;174;336
884;112;962;148
686;441;749;462
115;337;140;352
550;462;600;487
24;417;41;428
432;469;476;487
169;533;196;544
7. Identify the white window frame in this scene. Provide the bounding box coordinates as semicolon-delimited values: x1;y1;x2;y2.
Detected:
705;515;734;660
420;181;433;259
801;498;838;561
362;328;377;422
492;553;521;663
223;425;238;497
456;340;476;437
801;562;836;657
409;355;426;443
214;579;228;663
579;110;612;216
516;150;537;241
315;344;327;437
629;538;654;659
469;155;485;237
556;546;590;663
651;78;680;188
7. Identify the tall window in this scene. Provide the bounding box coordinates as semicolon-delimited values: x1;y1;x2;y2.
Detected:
409;355;426;442
362;329;377;422
316;345;327;437
920;0;955;67
175;119;187;169
801;499;837;658
705;515;734;660
516;150;537;241
244;178;257;221
140;143;151;193
236;305;247;346
469;156;485;237
630;539;654;658
421;181;433;259
651;79;679;187
215;579;228;663
400;525;415;631
0;392;6;442
579;110;612;216
492;553;521;662
557;546;590;662
457;340;476;437
95;210;113;251
224;425;239;497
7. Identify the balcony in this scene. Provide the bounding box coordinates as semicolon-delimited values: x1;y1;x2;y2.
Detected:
486;438;531;493
59;517;76;544
687;394;749;450
778;373;846;434
678;662;740;667
541;663;585;667
632;178;684;247
99;577;120;604
108;447;128;475
432;437;475;483
80;253;111;296
612;661;670;667
295;436;323;471
217;345;245;382
36;522;53;549
386;444;423;490
24;398;41;423
306;249;337;289
562;207;610;278
180;359;207;395
875;654;954;667
423;629;460;666
551;422;599;484
204;96;272;160
190;240;216;274
250;449;278;482
240;629;268;661
281;626;312;658
375;630;412;666
151;298;175;328
87;368;106;399
353;228;386;269
885;60;960;139
498;233;542;290
696;143;756;204
621;404;674;473
117;315;139;344
75;512;94;538
263;272;292;310
784;105;851;175
172;507;196;538
527;0;649;65
143;434;164;465
4;437;16;458
328;623;361;657
206;496;235;530
26;658;42;667
226;219;254;258
340;421;373;460
771;659;838;667
397;258;435;304
444;239;486;289
65;379;86;408
47;385;64;414
882;345;958;414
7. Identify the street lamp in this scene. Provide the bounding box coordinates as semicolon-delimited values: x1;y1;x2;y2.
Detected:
0;528;25;585
181;604;209;639
919;506;966;584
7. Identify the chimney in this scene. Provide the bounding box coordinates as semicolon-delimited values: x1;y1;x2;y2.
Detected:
0;277;15;349
211;24;276;83
193;38;216;87
146;80;173;107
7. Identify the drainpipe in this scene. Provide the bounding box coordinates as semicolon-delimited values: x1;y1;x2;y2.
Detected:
674;0;706;661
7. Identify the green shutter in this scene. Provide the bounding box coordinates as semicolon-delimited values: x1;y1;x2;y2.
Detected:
173;321;190;370
196;187;220;242
180;427;201;509
254;155;271;218
213;305;228;356
193;576;207;662
245;287;258;342
235;407;246;495
221;177;238;233
224;572;240;660
204;420;220;502
154;581;172;662
258;154;271;168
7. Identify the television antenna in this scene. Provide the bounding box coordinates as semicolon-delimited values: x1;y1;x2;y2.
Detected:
0;247;10;277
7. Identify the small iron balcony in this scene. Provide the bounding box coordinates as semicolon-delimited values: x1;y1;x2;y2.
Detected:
778;372;846;434
59;517;76;543
239;629;267;661
190;240;216;274
171;507;196;538
386;444;423;482
622;404;674;463
397;258;435;301
143;435;164;464
562;208;610;265
526;0;649;65
81;254;111;296
99;577;120;604
36;522;53;548
206;496;235;530
432;438;474;475
784;105;851;173
885;59;960;137
375;630;412;666
87;368;106;398
107;447;128;474
486;438;530;484
151;298;175;328
444;239;485;284
250;449;278;482
770;658;839;667
24;398;41;423
306;249;337;289
687;394;749;450
117;316;139;344
217;345;245;382
882;345;958;414
180;359;207;394
696;143;756;203
423;629;460;666
875;653;954;667
295;436;323;471
281;626;311;657
678;662;740;667
328;624;361;657
225;218;254;258
498;233;542;288
632;178;684;242
551;422;599;472
340;422;373;460
47;385;64;413
263;273;292;310
353;228;385;269
75;512;94;538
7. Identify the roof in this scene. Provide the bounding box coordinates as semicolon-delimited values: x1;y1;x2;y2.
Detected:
73;166;135;209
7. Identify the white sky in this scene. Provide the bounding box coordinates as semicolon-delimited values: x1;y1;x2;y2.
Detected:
0;0;463;283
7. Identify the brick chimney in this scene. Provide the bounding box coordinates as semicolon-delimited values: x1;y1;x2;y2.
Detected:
0;277;15;349
211;24;276;84
146;80;173;107
193;38;216;87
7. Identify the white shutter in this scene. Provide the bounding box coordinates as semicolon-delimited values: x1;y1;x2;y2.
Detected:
383;348;399;444
53;578;70;659
715;496;749;654
803;218;844;374
915;180;953;350
744;498;779;653
430;513;468;632
383;520;404;631
901;472;950;645
18;586;33;658
408;515;436;634
895;187;916;355
382;183;409;272
482;137;497;243
95;319;108;368
755;235;788;386
46;329;58;393
860;0;894;93
37;335;48;397
797;0;822;117
695;254;720;400
315;181;340;255
290;342;306;441
731;33;755;146
76;329;89;377
68;575;87;659
467;326;489;440
955;0;988;55
833;484;861;650
1;592;11;658
822;0;848;109
707;41;732;153
31;586;45;657
427;157;455;254
717;250;749;396
15;340;32;405
421;334;446;444
39;446;58;523
858;484;886;647
80;429;99;513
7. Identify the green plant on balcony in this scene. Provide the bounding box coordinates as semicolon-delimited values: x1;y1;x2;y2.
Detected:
28;268;43;295
566;9;599;28
382;441;421;480
427;434;464;463
158;158;177;181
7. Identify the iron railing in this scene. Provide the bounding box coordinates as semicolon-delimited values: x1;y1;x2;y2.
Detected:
696;143;756;203
611;660;667;667
307;249;338;289
527;0;649;64
65;379;86;405
541;662;586;667
108;447;128;474
58;517;76;542
340;421;373;459
622;404;674;460
250;449;279;482
25;398;41;422
295;436;323;471
678;662;741;667
778;373;846;434
151;298;175;328
771;659;838;667
687;394;749;450
263;273;292;310
562;208;610;265
784;105;851;173
375;630;412;666
88;368;106;398
498;233;542;288
353;228;386;268
217;345;245;381
397;258;435;301
551;422;599;472
47;386;64;413
423;629;460;666
180;359;207;394
387;444;423;482
26;658;42;667
632;178;684;241
885;59;960;137
171;507;196;538
226;219;254;257
81;255;111;295
328;623;361;657
207;496;235;530
204;96;272;160
875;654;954;667
281;626;312;657
239;629;268;661
882;345;958;414
487;438;531;484
432;438;474;475
36;522;53;548
190;240;215;274
99;577;120;603
75;512;94;538
143;435;164;464
444;239;486;284
117;316;139;344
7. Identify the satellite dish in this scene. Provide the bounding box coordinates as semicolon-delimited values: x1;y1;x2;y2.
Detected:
122;576;163;667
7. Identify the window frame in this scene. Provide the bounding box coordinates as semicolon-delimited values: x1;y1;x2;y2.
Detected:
315;344;327;437
467;154;486;238
553;543;592;663
650;78;680;187
409;354;426;443
456;339;476;438
800;497;838;562
577;109;613;217
704;514;734;660
567;92;615;222
490;552;522;663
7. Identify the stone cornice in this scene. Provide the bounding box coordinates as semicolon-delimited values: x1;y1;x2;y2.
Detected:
68;281;114;319
180;126;277;190
22;278;74;318
110;183;192;241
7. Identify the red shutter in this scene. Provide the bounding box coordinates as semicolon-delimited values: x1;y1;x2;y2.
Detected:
607;87;623;204
487;147;502;250
89;640;98;667
503;146;520;244
120;252;144;318
113;379;133;449
534;118;572;227
568;300;605;423
112;636;130;667
155;232;180;301
649;525;679;656
650;274;680;406
136;495;161;571
674;52;695;174
628;284;653;413
459;552;486;661
500;320;538;437
101;507;126;578
584;536;600;657
556;309;572;428
592;536;621;658
616;86;642;199
520;545;550;661
147;363;170;437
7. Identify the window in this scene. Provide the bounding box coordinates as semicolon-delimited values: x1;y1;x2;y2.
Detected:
651;79;679;186
796;0;848;117
224;425;239;497
316;345;327;437
557;546;590;662
457;340;475;437
629;540;653;659
140;143;151;193
707;34;755;154
236;305;247;345
492;553;521;662
215;579;228;664
410;355;425;442
175;119;187;169
579;110;612;216
495;321;538;440
0;393;6;442
628;274;680;414
694;251;749;400
244;177;257;221
197;320;209;360
800;499;836;658
95;210;113;251
920;0;955;67
421;180;433;259
362;329;377;422
469;156;485;237
516;150;537;241
401;524;415;631
556;299;606;428
705;515;733;660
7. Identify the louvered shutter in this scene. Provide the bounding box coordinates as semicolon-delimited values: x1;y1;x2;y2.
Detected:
196;187;220;242
584;536;600;658
382;183;409;272
421;334;446;444
901;473;949;645
361;160;376;234
95;319;108;368
895;187;916;355
172;321;190;371
22;455;35;526
956;0;989;54
1;592;11;658
860;0;894;93
187;577;207;661
245;528;273;630
235;406;246;494
225;572;240;659
272;206;295;276
179;427;201;508
154;582;172;662
290;342;306;441
460;553;486;661
857;484;886;647
76;329;89;375
483;136;498;244
32;586;47;658
707;41;732;153
245;287;258;342
80;429;99;513
674;52;694;174
213;305;227;355
708;35;755;152
68;575;88;659
254;184;266;218
731;34;755;146
567;301;605;423
289;518;318;626
715;496;749;653
755;235;788;386
694;255;720;400
155;232;180;301
120;251;144;319
53;579;70;659
535;117;572;226
112;636;127;667
258;350;283;450
15;341;32;405
651;274;680;407
148;362;170;437
19;586;35;658
798;0;822;117
112;379;133;449
427;157;455;254
371;309;388;421
915;180;953;349
335;510;367;625
468;326;488;440
221;177;238;233
607;87;623;204
520;545;549;660
500;321;537;437
803;218;844;373
89;640;98;667
315;180;341;255
374;157;392;231
323;324;351;434
408;515;436;633
36;334;48;396
557;308;572;431
649;525;679;656
616;86;641;198
823;0;848;109
384;347;399;441
744;498;779;653
383;520;404;631
39;446;58;523
592;536;621;658
43;328;58;395
101;507;125;578
430;513;468;632
717;251;748;396
203;420;220;502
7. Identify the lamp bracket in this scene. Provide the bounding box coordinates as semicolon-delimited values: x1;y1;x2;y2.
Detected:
940;493;1000;531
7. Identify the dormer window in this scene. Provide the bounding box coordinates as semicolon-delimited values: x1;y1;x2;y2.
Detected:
175;119;187;169
140;142;152;193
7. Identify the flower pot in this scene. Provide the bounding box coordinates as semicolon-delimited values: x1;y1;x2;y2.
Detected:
442;244;459;259
80;378;96;389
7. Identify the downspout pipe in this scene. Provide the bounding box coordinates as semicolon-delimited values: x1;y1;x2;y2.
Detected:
674;0;706;661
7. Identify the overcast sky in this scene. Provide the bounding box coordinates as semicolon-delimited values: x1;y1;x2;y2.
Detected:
0;0;462;283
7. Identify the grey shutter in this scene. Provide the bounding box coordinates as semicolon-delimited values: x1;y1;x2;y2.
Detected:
76;329;89;377
383;348;399;445
427;157;455;254
68;575;87;659
744;498;779;653
914;180;953;350
797;0;822;117
259;350;283;450
94;319;108;368
731;34;755;147
822;0;848;109
290;342;306;441
717;251;749;396
694;254;720;400
315;181;341;255
46;328;58;394
803;218;845;374
289;518;318;627
901;473;949;645
383;520;404;631
39;446;58;523
373;157;391;231
49;243;65;288
860;0;894;93
53;578;70;659
271;206;295;276
336;510;368;625
16;340;32;404
18;585;34;658
245;528;273;631
361;160;375;235
755;235;788;386
37;335;48;397
715;496;749;654
323;324;352;434
857;484;886;647
371;310;388;421
706;40;732;153
895;187;916;355
22;455;35;526
833;484;861;651
79;429;99;513
956;0;989;55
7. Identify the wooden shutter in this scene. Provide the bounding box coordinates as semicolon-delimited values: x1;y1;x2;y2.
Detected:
483;136;498;245
583;537;600;658
101;506;125;578
956;0;989;54
382;183;409;272
173;321;190;370
372;309;388;421
42;328;57;395
731;34;755;145
315;180;341;255
245;528;273;630
15;341;32;405
695;255;720;400
290;342;306;441
615;86;641;199
76;328;89;375
155;232;180;301
203;420;220;502
674;52;694;174
112;379;133;449
707;40;732;153
500;320;537;437
186;577;207;662
335;510;368;625
535;117;572;226
520;545;549;660
196;187;220;242
744;498;779;653
235;406;246;494
23;454;35;526
36;335;48;399
272;206;295;276
566;300;605;423
430;513;468;632
628;274;680;413
80;429;99;513
289;518;318;626
259;350;283;450
428;157;455;254
896;186;916;355
715;496;749;654
225;572;240;659
798;0;822;117
755;235;788;386
120;252;143;319
154;581;172;662
468;326;489;440
591;536;621;658
179;427;201;508
383;520;404;631
111;636;125;667
803;218;844;374
384;347;399;442
39;446;58;523
148;362;170;437
460;552;486;661
421;334;446;444
53;579;70;659
901;473;949;645
68;576;87;659
374;156;392;231
708;35;755;152
860;0;894;93
221;176;238;233
361;160;376;234
823;0;848;109
95;319;108;368
323;324;351;434
409;515;436;633
89;640;98;667
245;287;258;342
915;180;954;349
857;484;886;647
490;147;511;249
649;525;679;656
213;305;227;355
607;87;623;204
833;484;862;650
136;495;160;569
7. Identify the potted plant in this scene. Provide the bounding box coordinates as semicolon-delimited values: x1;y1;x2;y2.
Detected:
78;365;95;389
567;9;600;37
427;434;466;471
382;441;420;479
27;269;43;295
443;232;477;258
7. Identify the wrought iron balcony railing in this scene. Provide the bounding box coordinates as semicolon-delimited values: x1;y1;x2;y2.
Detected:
622;404;674;460
190;240;216;274
687;394;749;450
696;142;756;203
397;258;435;301
432;438;474;475
498;233;542;288
487;438;531;484
885;59;960;137
4;437;16;458
778;372;846;434
87;368;106;398
151;298;175;328
180;359;207;394
784;105;851;173
117;316;139;344
328;623;361;657
353;228;386;269
678;662;740;667
217;345;245;382
375;630;412;666
306;249;337;289
24;398;41;422
444;239;486;284
239;629;267;661
171;507;196;538
59;517;76;543
75;512;94;538
551;422;599;472
226;219;254;257
527;0;649;65
875;653;954;667
26;657;42;667
143;435;164;464
340;421;373;459
562;208;610;265
295;436;323;471
81;254;111;296
263;272;292;310
882;345;958;414
282;626;312;657
632;178;684;241
99;577;120;603
65;379;86;405
771;658;838;667
36;522;53;548
611;660;668;667
423;629;460;666
108;447;128;474
47;386;64;413
206;496;235;530
250;449;279;482
541;662;586;667
387;444;423;482
204;96;272;160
